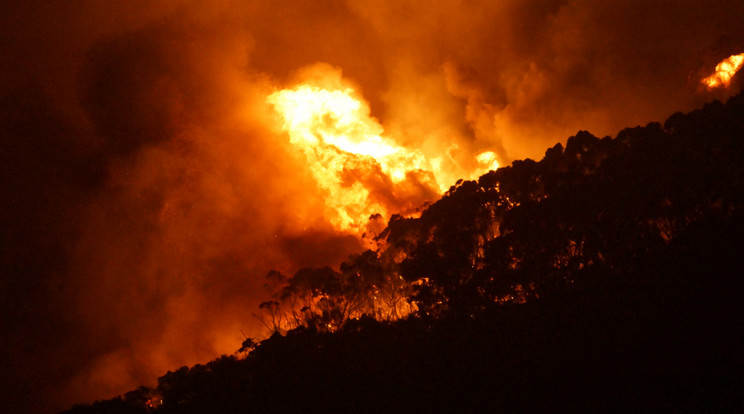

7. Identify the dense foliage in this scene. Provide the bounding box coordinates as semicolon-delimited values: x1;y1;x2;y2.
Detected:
63;92;744;413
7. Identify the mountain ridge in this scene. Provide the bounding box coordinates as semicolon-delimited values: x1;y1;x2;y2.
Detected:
62;92;744;413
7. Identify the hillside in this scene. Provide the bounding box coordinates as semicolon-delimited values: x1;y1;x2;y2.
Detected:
62;92;744;413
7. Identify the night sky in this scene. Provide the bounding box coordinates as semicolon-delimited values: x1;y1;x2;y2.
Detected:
1;1;743;412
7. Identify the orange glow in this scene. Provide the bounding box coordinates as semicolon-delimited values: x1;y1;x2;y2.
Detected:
269;83;500;233
476;151;500;171
268;85;415;232
702;53;744;89
267;75;495;233
268;75;501;234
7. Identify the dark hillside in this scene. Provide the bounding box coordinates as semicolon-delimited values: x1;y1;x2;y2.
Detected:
62;93;744;413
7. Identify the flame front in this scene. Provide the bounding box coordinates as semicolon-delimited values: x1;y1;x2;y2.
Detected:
268;78;500;234
476;151;500;171
268;85;433;233
702;53;744;90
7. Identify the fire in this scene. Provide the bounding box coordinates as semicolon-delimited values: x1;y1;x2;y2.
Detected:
268;79;499;233
702;53;744;89
476;151;500;171
267;85;430;232
269;88;395;160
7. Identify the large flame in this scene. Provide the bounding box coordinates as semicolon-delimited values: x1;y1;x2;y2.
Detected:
268;79;499;233
702;53;744;89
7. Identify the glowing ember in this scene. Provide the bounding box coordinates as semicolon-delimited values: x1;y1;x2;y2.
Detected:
702;53;744;89
268;82;500;233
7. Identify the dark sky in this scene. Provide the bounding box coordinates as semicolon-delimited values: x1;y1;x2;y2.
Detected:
1;1;743;412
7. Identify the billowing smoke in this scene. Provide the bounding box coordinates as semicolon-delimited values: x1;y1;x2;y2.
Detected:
1;1;743;412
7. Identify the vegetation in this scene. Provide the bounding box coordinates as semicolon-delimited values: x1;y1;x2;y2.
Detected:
62;92;744;413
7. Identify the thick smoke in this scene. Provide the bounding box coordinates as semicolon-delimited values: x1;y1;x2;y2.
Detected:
1;1;743;412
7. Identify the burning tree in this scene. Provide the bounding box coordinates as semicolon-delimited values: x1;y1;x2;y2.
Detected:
256;250;414;334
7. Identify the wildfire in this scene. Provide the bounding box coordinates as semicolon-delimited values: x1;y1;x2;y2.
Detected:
702;53;744;89
268;85;428;232
268;79;499;233
476;151;500;171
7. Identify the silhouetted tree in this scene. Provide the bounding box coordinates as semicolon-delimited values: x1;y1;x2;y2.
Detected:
63;91;744;414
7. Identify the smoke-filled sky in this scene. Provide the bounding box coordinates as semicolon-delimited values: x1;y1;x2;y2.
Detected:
2;1;743;412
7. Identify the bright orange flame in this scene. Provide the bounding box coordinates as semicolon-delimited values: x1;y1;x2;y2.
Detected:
702;53;744;89
268;81;500;233
476;150;500;171
268;86;427;232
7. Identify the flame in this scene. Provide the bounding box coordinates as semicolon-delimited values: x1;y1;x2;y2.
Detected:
476;151;500;171
268;85;427;232
268;78;499;233
702;53;744;89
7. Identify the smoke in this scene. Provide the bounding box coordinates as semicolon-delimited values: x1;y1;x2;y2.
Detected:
1;0;743;412
62;11;364;404
353;0;744;161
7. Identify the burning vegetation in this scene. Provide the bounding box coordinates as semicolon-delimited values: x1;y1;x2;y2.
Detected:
4;2;744;413
702;53;744;89
62;89;744;414
255;91;744;336
267;68;499;234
